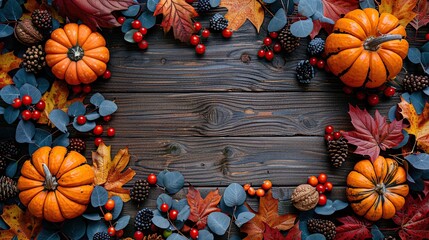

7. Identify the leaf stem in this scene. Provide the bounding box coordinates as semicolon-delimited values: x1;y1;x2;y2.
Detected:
257;0;275;17
227;206;236;240
168;217;187;237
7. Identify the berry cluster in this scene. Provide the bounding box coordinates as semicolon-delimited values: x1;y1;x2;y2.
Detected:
307;173;332;206
159;202;199;239
257;32;282;61
102;198;125;238
243;180;272;197
11;95;45;121
342;85;396;107
118;17;150;50
324;125;342;142
189;21;233;55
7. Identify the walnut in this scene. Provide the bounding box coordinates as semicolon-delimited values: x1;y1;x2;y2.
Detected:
291;184;319;211
14;19;43;46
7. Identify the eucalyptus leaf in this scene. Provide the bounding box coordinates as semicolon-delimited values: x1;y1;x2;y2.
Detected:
371;225;384;240
29;128;52;154
263;0;276;3
4;106;19;124
99;100;118;116
388;105;397;122
172;199;188;212
207;212;230;235
147;0;160;12
2;0;22;20
157;170;168;187
111;196;123;220
5;161;18;178
115;215;130;230
86;220;107;240
306;233;326;240
166;233;188;240
82;213;102;221
121;5;140;17
63;217;86;240
0;85;20;104
408;47;422;64
90;93;105;107
36;77;49;94
223;183;246;207
268;9;287;32
0;106;4;115
198;229;214;240
14;69;37;88
177;205;190;221
393;130;409;149
49;109;69;133
91;185;109;207
315;200;335;215
19;83;41;103
124;29;138;43
0;23;13;37
410;91;425;114
297;0;317;17
152;215;170;229
72;118;96;132
37;228;60;240
331;200;348;211
405;153;429;170
290;19;313;37
210;0;220;7
121;18;134;33
52;133;69;147
163;171;184;194
139;11;156;29
67;102;86;117
157;194;173;211
359;0;375;9
234;211;255;227
0;217;9;230
85;112;100;121
16;120;35;143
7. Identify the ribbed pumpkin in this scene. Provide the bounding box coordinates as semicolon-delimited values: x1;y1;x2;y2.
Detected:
45;23;109;85
325;8;409;88
346;156;409;221
18;146;94;222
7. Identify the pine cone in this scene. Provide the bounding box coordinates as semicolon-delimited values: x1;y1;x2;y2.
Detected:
197;0;211;13
327;137;348;168
68;138;86;153
0;140;19;157
296;60;315;84
135;208;154;231
144;233;163;240
307;219;336;240
403;74;429;92
93;232;110;240
307;37;325;56
0;176;18;201
209;13;228;31
31;9;52;31
278;26;300;53
131;179;150;204
22;44;46;74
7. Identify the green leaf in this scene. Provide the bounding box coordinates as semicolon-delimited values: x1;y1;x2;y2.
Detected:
99;100;118;116
0;24;13;38
0;85;20;104
408;47;422;64
15;120;35;143
90;93;105;107
91;186;109;207
163;171;184;194
67;102;86;117
268;9;287;32
49;110;70;133
290;19;313;37
223;183;246;207
111;196;123;220
152;215;170;229
207;212;230;235
121;5;140;17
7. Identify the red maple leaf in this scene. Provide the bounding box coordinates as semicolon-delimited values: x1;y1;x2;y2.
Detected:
263;222;288;240
393;194;429;239
186;186;222;229
335;215;373;240
342;105;404;162
285;221;301;240
53;0;134;30
411;0;429;33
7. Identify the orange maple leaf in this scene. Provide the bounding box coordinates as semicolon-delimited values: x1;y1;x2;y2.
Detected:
379;0;419;27
0;204;42;240
92;143;136;202
398;98;429;152
0;52;22;89
154;0;198;42
187;186;222;229
220;0;264;32
241;190;296;240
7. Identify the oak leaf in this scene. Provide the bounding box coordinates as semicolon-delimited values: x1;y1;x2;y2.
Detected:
392;194;429;239
398;98;429;152
220;0;264;32
241;190;296;240
342;104;403;162
410;0;429;31
154;0;199;42
0;204;42;240
379;0;418;27
0;52;22;89
186;186;222;229
335;215;373;240
92;143;136;202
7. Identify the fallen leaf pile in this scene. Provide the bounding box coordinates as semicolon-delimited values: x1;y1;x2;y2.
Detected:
220;0;264;32
0;52;22;89
0;204;42;240
186;186;222;229
379;0;419;27
398;98;429;152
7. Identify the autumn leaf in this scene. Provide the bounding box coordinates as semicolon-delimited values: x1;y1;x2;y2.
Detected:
186;186;222;229
0;51;22;89
92;143;136;202
284;221;301;240
410;0;429;31
342;104;404;162
220;0;264;32
154;0;198;42
335;215;373;240
241;190;296;240
263;223;288;240
379;0;418;27
398;98;429;152
52;0;134;30
0;205;42;240
392;194;429;239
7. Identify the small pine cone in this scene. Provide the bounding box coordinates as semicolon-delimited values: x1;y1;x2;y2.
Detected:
131;179;150;203
296;60;315;84
403;74;429;92
22;44;46;74
278;26;300;53
307;37;325;56
197;0;211;13
93;232;111;240
307;219;336;240
327;137;348;168
0;140;19;157
144;233;164;240
0;176;18;202
68;138;86;153
209;13;228;31
135;208;154;231
0;156;7;174
31;9;53;31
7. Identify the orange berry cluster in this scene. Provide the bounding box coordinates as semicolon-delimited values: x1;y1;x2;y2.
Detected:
104;199;124;238
307;173;333;206
243;180;272;197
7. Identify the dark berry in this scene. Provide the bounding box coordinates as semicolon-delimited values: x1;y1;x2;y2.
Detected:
72;85;82;94
343;85;353;95
82;84;91;93
103;115;112;122
426;33;429;41
269;32;278;39
273;43;282;53
356;91;366;101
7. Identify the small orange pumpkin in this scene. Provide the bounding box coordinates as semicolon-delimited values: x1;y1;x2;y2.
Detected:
18;146;94;222
325;8;409;88
346;156;409;221
45;23;110;85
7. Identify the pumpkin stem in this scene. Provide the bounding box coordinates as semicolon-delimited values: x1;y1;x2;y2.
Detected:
67;45;84;61
364;34;403;51
374;183;386;195
42;163;58;191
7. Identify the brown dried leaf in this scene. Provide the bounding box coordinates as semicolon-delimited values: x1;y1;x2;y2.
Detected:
410;0;429;31
220;0;264;32
0;52;22;89
379;0;419;27
398;98;429;152
187;186;222;229
0;205;42;240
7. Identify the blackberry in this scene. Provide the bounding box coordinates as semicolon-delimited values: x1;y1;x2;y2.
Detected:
296;60;315;84
0;156;7;174
0;140;19;157
135;208;154;231
307;37;325;56
0;176;18;202
131;179;150;204
307;219;336;240
209;13;228;31
403;74;429;92
197;0;211;13
22;45;46;74
278;26;300;53
327;137;348;168
31;9;52;31
68;138;86;153
93;232;110;240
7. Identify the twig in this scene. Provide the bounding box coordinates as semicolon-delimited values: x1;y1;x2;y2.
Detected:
227;206;236;240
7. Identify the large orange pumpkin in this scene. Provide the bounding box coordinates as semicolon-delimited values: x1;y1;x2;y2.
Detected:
18;146;95;222
325;8;409;88
45;23;109;85
346;156;409;221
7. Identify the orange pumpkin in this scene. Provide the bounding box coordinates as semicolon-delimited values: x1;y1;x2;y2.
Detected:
45;23;110;85
346;156;409;221
18;146;94;222
325;8;409;88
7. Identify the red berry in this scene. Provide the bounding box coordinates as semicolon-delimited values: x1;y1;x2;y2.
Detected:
134;231;144;240
147;173;157;185
307;176;318;187
190;35;200;46
93;125;103;135
131;20;142;29
309;57;318;66
108;226;116;236
82;84;91;93
11;98;22;108
384;86;396;97
325;125;334;134
138;40;149;50
256;188;265;197
269;32;278;39
72;85;82;94
31;110;41;120
104;212;113;221
94;137;103;146
316;184;325;193
356;91;366;101
333;131;342;140
222;28;233;38
160;203;169;212
103;115;112;122
324;182;333;192
103;70;111;79
139;27;148;35
426;33;429;41
342;85;353;95
324;134;333;141
318;173;328;184
318;194;327;206
201;29;210;38
247;187;256;196
265;50;274;61
35;100;45;111
257;49;265;58
117;16;126;24
107;127;115;137
316;59;325;69
116;229;124;238
195;43;206;55
21;110;32;120
190;228;199;240
133;31;143;42
76;115;86;125
263;37;272;46
194;22;202;32
105;199;115;210
273;43;282;53
169;209;179;220
22;95;32;105
367;94;379;106
243;183;251;191
261;180;272;190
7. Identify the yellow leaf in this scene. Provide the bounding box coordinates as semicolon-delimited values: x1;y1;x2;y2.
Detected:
220;0;264;32
0;52;22;89
398;98;429;152
0;205;42;240
92;143;112;185
379;0;418;26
